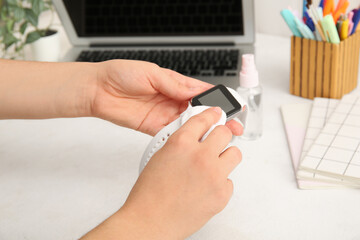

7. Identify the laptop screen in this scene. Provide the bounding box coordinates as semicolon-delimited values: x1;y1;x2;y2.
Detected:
63;0;244;37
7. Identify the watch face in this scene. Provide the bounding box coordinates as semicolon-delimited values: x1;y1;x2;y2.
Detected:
191;84;242;118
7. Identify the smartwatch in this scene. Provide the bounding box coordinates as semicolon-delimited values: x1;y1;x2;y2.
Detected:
139;84;248;173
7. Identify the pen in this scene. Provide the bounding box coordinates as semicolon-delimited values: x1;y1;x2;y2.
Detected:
294;17;316;40
323;0;334;16
305;13;315;31
340;19;349;40
337;19;343;35
303;0;308;19
317;7;324;20
351;9;360;35
281;9;303;37
303;0;312;21
308;5;326;41
333;0;349;23
348;11;354;36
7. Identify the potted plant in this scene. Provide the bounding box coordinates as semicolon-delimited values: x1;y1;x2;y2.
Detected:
0;0;59;61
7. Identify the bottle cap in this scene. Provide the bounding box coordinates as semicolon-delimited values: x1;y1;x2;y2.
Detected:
239;54;259;88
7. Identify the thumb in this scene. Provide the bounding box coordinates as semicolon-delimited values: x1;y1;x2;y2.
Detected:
153;68;213;101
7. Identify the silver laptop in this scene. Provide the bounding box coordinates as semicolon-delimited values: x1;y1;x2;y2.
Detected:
54;0;255;89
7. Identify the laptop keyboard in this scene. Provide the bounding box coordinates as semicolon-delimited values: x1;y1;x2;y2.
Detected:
76;49;239;77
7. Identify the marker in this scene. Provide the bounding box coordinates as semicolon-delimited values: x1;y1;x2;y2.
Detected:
337;19;343;35
323;0;334;16
321;14;340;43
333;0;349;23
340;19;349;40
281;9;303;37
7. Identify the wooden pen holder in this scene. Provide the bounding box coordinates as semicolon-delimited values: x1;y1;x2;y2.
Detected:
290;32;360;99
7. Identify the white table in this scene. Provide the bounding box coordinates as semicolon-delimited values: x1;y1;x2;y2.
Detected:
1;34;360;240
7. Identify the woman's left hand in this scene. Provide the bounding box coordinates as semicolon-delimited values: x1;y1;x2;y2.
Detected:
92;60;243;136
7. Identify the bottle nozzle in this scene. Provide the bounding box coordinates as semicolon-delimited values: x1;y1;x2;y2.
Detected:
240;54;259;88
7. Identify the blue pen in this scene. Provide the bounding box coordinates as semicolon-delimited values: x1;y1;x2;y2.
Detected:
351;9;360;35
303;0;308;19
304;11;315;31
281;9;303;37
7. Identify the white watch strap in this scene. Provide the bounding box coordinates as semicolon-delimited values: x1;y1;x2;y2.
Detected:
139;117;182;173
139;88;248;174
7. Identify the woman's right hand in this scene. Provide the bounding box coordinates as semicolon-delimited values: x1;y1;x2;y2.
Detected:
82;107;242;240
125;107;242;239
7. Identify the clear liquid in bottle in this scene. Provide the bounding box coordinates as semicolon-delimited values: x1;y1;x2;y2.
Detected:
237;54;262;140
237;85;262;140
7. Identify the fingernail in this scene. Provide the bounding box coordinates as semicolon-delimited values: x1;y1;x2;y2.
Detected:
212;107;222;114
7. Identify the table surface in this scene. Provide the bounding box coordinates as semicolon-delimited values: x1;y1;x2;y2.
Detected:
1;33;360;240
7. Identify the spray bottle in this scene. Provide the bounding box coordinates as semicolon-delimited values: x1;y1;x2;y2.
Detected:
237;54;262;140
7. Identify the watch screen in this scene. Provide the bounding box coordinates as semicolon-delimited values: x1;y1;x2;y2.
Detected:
197;89;234;113
191;84;242;118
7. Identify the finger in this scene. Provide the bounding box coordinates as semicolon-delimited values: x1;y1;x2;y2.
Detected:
219;146;242;176
175;107;222;140
225;120;244;136
225;179;234;199
153;68;212;101
214;179;234;213
162;68;213;90
203;125;233;153
179;101;189;114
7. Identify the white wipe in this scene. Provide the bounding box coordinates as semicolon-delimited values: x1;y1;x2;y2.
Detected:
180;106;227;141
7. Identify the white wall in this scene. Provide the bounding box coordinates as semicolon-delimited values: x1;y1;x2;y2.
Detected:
255;0;359;37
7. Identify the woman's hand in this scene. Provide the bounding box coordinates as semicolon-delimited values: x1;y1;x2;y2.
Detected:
93;60;243;136
82;108;242;240
0;59;242;136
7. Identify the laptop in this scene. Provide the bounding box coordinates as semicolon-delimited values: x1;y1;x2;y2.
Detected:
54;0;255;89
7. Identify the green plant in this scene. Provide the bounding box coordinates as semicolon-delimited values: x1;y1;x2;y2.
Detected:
0;0;54;59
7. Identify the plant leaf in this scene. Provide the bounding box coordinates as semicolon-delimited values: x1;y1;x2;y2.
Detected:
25;8;38;27
0;25;7;36
6;19;14;32
20;21;28;34
6;0;17;5
13;6;25;21
32;0;45;15
25;31;41;44
4;33;18;49
1;8;8;20
15;44;24;52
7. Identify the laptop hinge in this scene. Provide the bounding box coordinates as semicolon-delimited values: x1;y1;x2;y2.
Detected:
90;42;235;47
